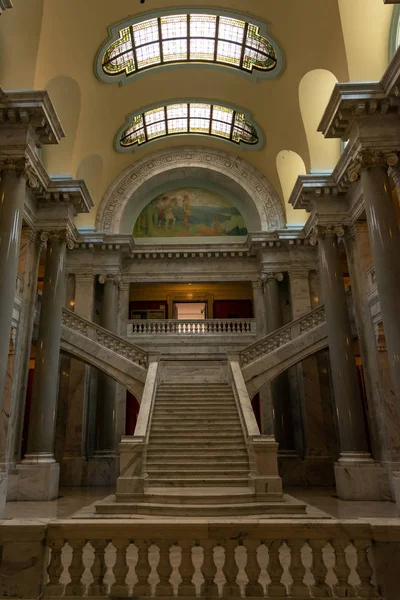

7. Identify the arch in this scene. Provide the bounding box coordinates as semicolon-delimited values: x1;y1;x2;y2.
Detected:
95;7;284;86
96;146;285;234
115;100;264;153
42;76;81;176
76;154;104;208
338;0;393;81
299;70;340;172
276;150;308;226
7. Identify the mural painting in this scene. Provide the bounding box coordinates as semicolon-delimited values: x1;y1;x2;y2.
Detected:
133;187;248;238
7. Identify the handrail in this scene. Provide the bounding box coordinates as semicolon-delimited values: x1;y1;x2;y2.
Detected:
240;305;325;367
128;318;256;336
62;308;148;368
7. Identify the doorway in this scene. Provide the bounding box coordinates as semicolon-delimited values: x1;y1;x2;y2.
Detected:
174;302;207;320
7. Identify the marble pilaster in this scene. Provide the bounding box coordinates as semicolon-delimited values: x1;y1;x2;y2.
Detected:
252;279;267;337
115;282;130;445
0;161;28;411
60;273;95;486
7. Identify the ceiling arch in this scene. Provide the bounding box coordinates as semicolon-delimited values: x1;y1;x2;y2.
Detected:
95;146;285;234
276;150;307;226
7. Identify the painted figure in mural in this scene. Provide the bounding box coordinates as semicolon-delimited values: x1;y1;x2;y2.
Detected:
183;194;191;232
165;197;178;230
157;196;167;229
213;216;223;234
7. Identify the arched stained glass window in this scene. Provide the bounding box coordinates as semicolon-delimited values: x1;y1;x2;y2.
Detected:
96;9;284;84
115;101;263;152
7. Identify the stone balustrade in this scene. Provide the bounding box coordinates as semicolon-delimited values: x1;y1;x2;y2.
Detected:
36;520;394;598
128;318;257;336
62;308;148;368
240;306;326;368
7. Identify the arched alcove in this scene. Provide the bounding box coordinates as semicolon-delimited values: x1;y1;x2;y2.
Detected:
76;154;104;208
95;146;286;235
42;76;81;176
299;70;340;172
276;150;308;226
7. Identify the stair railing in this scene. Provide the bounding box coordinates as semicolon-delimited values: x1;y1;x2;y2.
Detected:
240;305;326;368
116;356;160;497
228;355;282;499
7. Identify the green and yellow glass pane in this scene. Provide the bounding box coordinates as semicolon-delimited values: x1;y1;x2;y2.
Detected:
102;27;135;75
161;15;187;38
190;14;217;38
218;16;245;43
216;40;241;66
243;24;277;71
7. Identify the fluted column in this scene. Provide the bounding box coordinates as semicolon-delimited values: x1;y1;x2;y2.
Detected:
23;231;69;464
95;275;119;455
358;155;400;409
264;272;283;332
311;225;371;461
0;160;28;410
252;279;267;337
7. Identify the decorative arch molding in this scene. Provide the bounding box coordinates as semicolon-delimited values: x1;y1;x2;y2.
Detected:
96;146;285;234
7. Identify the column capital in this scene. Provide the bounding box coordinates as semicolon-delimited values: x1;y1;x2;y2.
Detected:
74;271;96;284
40;229;75;249
252;278;263;289
309;224;346;246
98;273;122;287
261;271;284;283
347;149;399;183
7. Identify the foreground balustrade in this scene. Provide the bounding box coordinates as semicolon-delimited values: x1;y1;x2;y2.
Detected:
127;318;256;336
43;521;386;598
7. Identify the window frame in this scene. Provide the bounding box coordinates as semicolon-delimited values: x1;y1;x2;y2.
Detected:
95;7;285;85
114;99;265;152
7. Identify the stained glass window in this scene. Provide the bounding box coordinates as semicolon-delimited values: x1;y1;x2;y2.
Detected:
117;102;260;150
101;11;280;81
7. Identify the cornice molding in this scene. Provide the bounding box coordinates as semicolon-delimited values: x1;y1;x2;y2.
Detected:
0;87;64;145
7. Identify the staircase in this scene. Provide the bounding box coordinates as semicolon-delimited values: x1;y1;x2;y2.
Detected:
96;376;308;517
146;382;250;488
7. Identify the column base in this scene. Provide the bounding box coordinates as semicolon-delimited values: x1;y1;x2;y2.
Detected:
392;471;400;511
7;462;59;501
334;459;392;501
60;456;88;486
0;469;7;516
87;454;118;486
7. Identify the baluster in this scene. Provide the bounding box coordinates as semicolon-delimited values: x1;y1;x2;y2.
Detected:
65;539;86;596
222;540;241;597
132;539;152;597
44;539;64;597
88;539;108;596
353;539;380;598
110;539;130;597
178;539;196;597
156;540;174;596
308;540;331;597
266;540;287;597
200;540;219;597
244;540;263;597
288;539;310;597
332;539;356;598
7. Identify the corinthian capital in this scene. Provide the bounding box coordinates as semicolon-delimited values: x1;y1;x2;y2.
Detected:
40;229;75;249
347;150;399;183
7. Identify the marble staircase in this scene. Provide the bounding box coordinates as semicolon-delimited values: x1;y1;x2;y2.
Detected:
95;377;307;517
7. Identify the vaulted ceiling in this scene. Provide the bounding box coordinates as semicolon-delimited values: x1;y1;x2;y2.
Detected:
0;0;394;229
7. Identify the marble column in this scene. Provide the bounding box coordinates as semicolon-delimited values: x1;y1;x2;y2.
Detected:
0;161;28;411
360;162;400;411
115;282;130;445
19;232;68;500
315;227;370;459
89;275;119;485
252;279;267;337
60;273;95;485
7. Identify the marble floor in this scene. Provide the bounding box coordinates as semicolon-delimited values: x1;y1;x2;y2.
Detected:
1;486;399;520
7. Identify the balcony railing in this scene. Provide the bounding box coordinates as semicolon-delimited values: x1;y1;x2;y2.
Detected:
127;318;256;336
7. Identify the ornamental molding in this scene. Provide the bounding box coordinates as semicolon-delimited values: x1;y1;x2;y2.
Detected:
40;229;75;249
96;146;285;234
0;87;64;145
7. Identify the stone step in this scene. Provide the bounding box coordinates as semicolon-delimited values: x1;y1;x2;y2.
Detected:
156;394;234;400
151;424;242;432
146;450;249;459
151;415;239;422
155;402;236;408
115;487;282;505
150;434;244;442
158;384;230;388
146;462;249;477
148;440;247;449
146;476;250;487
146;459;249;468
96;501;296;517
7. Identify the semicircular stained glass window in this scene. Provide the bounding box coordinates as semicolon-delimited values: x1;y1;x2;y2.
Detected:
98;10;283;83
116;101;261;151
